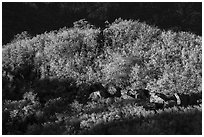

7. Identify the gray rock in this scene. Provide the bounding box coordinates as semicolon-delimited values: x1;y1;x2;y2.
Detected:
150;93;165;104
88;91;101;101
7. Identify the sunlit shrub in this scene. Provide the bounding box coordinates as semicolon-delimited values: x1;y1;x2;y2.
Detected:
103;19;201;95
2;18;202;135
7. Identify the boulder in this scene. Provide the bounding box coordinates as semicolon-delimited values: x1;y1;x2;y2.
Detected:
148;92;165;109
150;93;165;104
126;91;137;99
88;91;101;101
174;93;181;105
155;93;176;102
126;88;150;100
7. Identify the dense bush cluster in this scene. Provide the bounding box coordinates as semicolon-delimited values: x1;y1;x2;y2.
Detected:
2;19;202;134
102;18;201;95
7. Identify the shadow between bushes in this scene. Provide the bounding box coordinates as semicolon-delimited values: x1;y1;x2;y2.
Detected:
31;78;78;104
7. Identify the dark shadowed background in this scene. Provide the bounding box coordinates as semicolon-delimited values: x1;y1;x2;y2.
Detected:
2;2;202;45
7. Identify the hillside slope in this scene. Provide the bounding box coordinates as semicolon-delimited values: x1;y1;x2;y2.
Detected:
2;19;202;135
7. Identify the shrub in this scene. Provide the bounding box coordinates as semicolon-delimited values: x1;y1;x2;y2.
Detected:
2;18;202;135
2;20;102;99
11;31;31;44
103;19;201;95
3;18;201;98
2;91;42;134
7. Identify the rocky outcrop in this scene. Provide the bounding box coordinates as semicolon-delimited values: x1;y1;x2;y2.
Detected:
150;93;165;104
88;86;202;109
88;84;122;101
127;89;150;100
146;92;201;110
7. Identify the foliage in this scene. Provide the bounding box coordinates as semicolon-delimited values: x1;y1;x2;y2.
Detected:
2;19;202;135
2;91;42;134
81;105;202;135
102;19;201;95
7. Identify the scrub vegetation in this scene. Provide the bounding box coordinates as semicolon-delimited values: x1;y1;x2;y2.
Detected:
2;19;202;135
